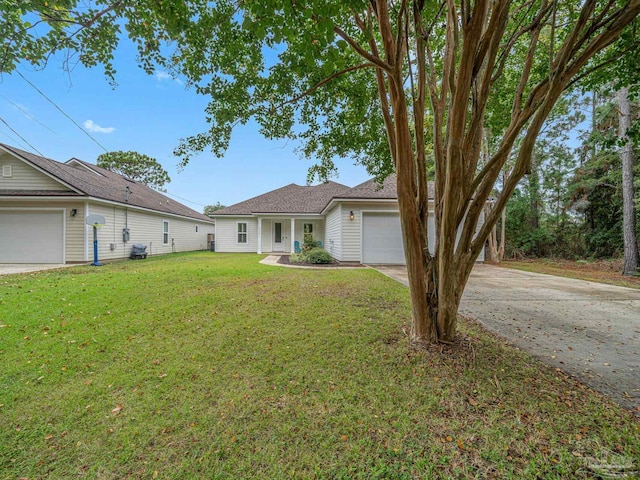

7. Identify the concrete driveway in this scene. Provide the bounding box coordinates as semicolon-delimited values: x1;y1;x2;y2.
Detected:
0;264;70;276
375;264;640;415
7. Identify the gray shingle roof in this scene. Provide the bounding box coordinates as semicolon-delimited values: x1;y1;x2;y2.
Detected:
0;143;212;223
214;181;351;215
338;174;434;199
215;174;436;216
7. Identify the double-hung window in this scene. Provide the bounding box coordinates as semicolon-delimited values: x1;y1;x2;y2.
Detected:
163;221;169;244
237;222;248;243
303;223;313;243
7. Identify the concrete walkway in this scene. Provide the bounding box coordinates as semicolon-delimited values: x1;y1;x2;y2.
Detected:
0;264;71;276
374;264;640;415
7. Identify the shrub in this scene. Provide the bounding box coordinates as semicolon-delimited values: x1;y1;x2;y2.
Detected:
302;239;320;251
304;247;333;264
289;252;305;263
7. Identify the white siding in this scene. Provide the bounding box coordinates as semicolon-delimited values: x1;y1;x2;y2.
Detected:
260;218;273;253
324;205;342;260
214;217;258;253
341;202;400;262
295;219;323;247
87;202;214;260
0;152;72;191
260;219;292;253
476;209;485;262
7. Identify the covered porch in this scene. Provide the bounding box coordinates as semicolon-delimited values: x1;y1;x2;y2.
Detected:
256;216;324;254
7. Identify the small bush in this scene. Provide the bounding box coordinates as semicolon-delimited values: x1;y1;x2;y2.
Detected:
289;253;306;263
303;239;321;251
304;248;334;264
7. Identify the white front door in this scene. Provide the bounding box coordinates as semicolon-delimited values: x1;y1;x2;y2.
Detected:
273;222;284;252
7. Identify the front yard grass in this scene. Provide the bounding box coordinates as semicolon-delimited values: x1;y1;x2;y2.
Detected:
1;252;638;479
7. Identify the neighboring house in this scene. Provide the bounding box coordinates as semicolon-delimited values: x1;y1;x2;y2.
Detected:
0;143;214;264
213;175;485;264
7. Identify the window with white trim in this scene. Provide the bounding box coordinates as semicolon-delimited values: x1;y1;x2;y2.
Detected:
163;221;169;244
303;223;313;243
237;222;248;243
2;165;12;178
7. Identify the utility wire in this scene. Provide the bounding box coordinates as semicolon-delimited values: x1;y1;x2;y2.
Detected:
0;115;45;156
0;93;58;134
17;70;109;152
163;189;208;208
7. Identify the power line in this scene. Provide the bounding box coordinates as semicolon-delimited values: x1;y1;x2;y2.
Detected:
163;189;208;208
0;115;45;156
16;70;109;152
0;93;58;134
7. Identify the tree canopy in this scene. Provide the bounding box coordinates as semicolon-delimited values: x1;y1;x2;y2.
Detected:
203;202;226;217
97;151;171;190
3;0;639;344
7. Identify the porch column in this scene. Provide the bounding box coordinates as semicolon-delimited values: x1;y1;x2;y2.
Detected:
290;218;295;253
257;217;262;254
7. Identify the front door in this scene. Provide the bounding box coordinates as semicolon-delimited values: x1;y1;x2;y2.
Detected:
273;222;284;252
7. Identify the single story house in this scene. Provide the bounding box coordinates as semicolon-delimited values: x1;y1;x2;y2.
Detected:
212;175;485;264
0;143;215;263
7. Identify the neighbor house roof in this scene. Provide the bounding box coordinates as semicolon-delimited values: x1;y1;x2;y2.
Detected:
0;143;212;223
214;181;351;215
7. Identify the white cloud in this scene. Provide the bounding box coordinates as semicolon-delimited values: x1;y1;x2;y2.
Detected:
83;119;115;134
155;70;183;85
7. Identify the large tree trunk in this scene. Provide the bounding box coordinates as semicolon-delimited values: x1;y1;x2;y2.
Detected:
618;87;639;276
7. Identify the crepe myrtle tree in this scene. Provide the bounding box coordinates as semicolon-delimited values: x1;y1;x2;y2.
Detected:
3;0;639;344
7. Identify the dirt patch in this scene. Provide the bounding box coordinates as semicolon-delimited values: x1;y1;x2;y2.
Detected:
277;255;364;268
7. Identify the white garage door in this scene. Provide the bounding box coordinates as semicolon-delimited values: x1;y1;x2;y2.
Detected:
362;212;406;264
0;211;64;263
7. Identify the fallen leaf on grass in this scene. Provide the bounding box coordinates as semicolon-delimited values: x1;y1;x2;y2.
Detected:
468;397;478;406
111;404;123;415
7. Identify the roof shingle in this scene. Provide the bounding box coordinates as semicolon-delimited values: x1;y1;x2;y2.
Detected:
214;181;351;215
0;144;212;223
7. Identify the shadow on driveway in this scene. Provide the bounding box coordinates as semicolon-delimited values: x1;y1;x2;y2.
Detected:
374;263;640;415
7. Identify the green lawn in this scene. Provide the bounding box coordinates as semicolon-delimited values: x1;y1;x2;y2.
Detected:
1;253;638;479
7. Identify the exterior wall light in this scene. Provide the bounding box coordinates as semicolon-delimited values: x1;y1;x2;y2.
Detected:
349;211;354;221
70;209;78;217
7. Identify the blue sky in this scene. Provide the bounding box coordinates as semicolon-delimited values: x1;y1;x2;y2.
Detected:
0;42;371;211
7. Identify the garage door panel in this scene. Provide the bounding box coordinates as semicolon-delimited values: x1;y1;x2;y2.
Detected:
0;211;64;263
362;212;405;264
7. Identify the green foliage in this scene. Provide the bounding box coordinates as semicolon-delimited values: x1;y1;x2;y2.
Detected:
567;90;640;258
203;202;225;216
290;247;334;264
97;150;171;190
288;252;305;263
302;239;321;251
304;247;334;264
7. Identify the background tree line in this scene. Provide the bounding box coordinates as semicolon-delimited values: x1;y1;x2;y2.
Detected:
493;87;640;264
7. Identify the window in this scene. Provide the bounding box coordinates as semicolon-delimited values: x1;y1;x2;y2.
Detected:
2;165;12;178
303;223;313;243
195;225;199;233
163;221;169;244
237;222;247;243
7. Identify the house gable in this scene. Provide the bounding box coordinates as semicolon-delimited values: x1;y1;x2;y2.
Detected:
0;150;73;192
